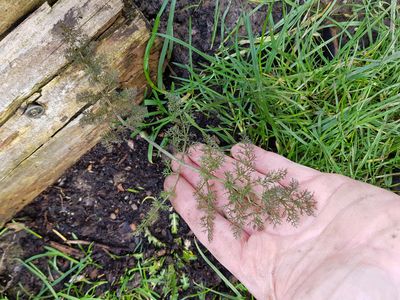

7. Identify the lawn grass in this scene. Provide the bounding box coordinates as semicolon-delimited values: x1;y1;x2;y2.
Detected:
3;0;400;299
144;0;400;190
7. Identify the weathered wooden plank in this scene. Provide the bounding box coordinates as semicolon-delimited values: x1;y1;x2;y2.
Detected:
0;4;160;225
0;112;109;223
0;16;152;182
0;69;90;182
0;0;45;37
0;0;124;126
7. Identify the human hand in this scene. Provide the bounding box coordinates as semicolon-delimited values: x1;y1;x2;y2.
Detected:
164;144;400;299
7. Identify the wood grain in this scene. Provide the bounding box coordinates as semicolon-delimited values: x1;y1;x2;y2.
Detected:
0;0;123;126
0;1;160;225
0;0;45;37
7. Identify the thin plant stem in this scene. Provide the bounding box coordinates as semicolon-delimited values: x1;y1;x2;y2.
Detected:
139;131;199;174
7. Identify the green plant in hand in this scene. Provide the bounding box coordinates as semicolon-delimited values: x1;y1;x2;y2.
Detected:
218;143;314;237
61;22;317;240
192;141;316;240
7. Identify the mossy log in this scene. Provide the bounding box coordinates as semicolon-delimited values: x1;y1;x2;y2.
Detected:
0;0;160;225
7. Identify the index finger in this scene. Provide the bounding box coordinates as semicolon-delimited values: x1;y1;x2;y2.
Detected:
231;144;320;182
164;174;249;275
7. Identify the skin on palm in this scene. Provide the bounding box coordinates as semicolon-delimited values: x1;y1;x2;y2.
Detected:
164;144;400;300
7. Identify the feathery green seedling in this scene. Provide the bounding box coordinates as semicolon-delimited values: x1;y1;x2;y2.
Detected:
190;141;315;240
60;24;145;148
60;20;316;240
169;212;180;234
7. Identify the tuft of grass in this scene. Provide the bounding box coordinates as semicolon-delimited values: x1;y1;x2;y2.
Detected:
6;238;248;300
143;0;400;191
16;245;100;300
194;239;249;299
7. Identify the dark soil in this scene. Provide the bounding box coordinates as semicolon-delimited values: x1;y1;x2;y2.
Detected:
132;0;279;77
2;134;239;298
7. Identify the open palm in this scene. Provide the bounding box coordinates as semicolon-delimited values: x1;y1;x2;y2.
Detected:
164;144;400;299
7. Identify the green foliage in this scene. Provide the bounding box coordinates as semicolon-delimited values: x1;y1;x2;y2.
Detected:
164;93;194;153
7;236;246;300
169;212;180;234
194;141;225;240
135;196;169;237
61;2;317;241
15;245;99;300
144;227;166;248
144;0;400;192
193;142;316;240
226;144;314;234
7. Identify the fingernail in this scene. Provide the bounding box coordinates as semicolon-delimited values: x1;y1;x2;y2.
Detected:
230;143;250;157
188;143;205;161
